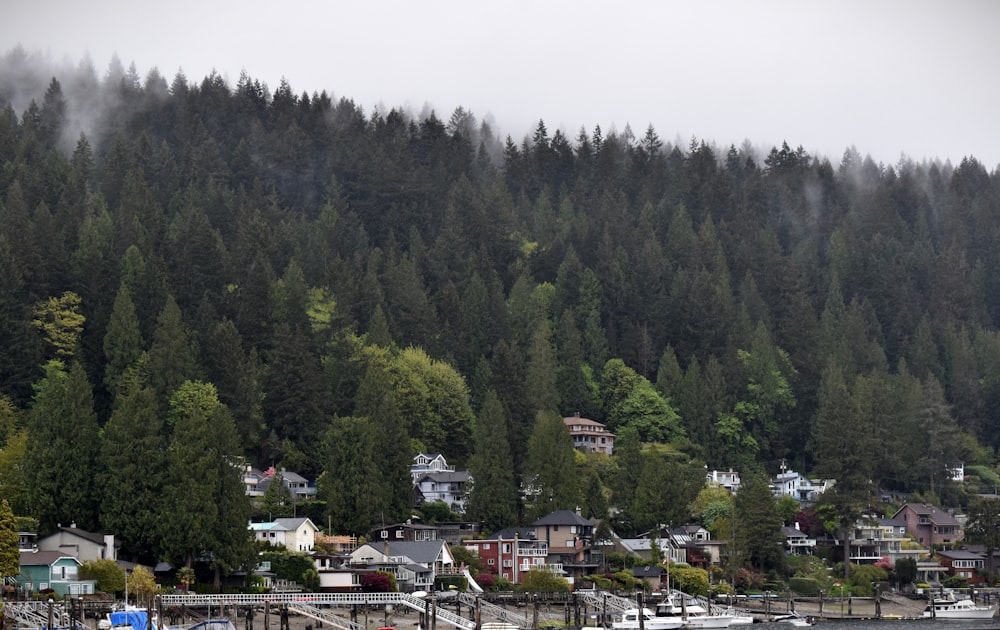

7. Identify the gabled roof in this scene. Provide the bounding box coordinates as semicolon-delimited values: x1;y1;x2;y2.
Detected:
387;540;451;564
894;503;961;525
416;471;471;483
632;566;665;578
532;510;592;527
20;550;81;567
781;526;810;538
274;517;318;531
44;526;116;547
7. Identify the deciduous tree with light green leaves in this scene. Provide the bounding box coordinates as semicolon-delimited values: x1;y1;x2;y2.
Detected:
0;498;19;583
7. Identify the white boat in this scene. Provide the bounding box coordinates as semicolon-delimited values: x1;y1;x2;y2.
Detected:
774;613;814;627
922;597;996;619
614;607;684;630
656;596;734;629
718;608;755;625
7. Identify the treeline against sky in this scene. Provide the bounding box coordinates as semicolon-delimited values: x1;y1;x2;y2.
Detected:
2;50;1000;547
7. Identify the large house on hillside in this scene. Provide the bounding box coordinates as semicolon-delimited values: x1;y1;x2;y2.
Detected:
563;414;615;455
893;503;962;547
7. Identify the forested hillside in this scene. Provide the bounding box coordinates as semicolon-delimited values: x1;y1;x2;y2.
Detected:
2;50;1000;566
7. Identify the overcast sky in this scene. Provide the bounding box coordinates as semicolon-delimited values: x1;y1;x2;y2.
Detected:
4;0;999;168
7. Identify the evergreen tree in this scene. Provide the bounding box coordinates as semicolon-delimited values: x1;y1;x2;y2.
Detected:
732;466;783;572
160;381;251;581
465;390;518;532
146;294;203;407
526;319;559;415
100;362;164;562
319;416;383;535
523;410;579;521
103;284;144;399
25;361;101;531
355;363;411;522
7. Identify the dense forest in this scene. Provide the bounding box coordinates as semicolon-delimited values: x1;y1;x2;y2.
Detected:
2;48;1000;571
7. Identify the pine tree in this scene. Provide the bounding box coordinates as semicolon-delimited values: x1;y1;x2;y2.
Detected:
103;285;144;399
146;294;203;406
100;363;164;562
319;416;383;535
523;410;579;521
25;361;101;531
465;390;518;532
160;381;250;576
355;364;411;522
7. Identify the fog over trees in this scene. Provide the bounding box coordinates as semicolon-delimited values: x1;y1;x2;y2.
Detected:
1;48;1000;568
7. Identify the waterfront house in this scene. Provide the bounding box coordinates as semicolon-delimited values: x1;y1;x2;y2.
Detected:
17;550;95;597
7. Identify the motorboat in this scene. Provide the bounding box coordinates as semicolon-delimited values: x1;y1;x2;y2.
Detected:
922;596;996;619
718;608;755;625
773;613;814;627
614;607;684;630
656;596;734;629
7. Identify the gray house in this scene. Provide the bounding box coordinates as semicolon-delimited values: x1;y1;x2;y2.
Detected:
36;524;119;562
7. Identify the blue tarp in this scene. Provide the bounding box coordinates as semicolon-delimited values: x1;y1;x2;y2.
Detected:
109;610;153;630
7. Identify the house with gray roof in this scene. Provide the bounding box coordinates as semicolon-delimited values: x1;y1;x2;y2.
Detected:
36;524;119;562
892;503;962;546
17;550;96;597
249;517;319;552
414;470;471;513
348;539;456;592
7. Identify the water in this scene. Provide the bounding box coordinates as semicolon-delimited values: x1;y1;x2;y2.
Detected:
753;620;1000;630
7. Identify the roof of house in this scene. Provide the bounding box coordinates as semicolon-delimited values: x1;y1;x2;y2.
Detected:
781;526;810;538
935;549;984;560
632;566;665;578
532;510;592;527
895;503;962;525
416;471;471;483
386;540;451;564
44;526;116;547
19;550;80;566
274;517;317;531
490;527;539;540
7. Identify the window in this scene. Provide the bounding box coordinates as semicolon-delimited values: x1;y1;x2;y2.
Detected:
483;544;490;550
488;559;495;565
381;531;388;538
502;544;511;553
503;560;512;567
396;530;404;538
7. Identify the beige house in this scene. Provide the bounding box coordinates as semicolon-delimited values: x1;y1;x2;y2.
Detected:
249;517;320;552
563;414;615;455
36;524;118;562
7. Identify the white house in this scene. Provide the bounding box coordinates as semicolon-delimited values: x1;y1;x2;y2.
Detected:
414;471;471;513
771;464;834;504
249;517;320;552
348;540;456;592
410;453;455;483
706;469;741;493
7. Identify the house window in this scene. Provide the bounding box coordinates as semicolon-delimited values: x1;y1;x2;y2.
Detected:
488;559;495;565
483;544;490;550
396;530;404;538
381;531;388;538
503;560;513;567
502;544;511;553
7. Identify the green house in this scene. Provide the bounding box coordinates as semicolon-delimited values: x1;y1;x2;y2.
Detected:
17;550;96;597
